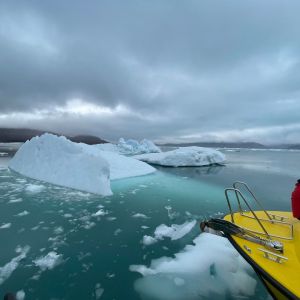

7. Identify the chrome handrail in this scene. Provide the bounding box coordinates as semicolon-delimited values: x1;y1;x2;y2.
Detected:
233;181;290;224
225;188;271;239
233;181;272;221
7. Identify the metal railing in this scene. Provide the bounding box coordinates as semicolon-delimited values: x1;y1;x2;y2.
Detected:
224;183;293;240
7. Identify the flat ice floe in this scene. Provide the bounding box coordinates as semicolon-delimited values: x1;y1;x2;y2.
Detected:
134;146;226;167
9;134;112;196
0;245;30;285
130;233;256;299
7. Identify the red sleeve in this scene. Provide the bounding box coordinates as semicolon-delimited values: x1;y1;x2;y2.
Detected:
292;186;300;218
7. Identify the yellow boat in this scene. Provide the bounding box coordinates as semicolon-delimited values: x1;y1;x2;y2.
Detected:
203;182;300;300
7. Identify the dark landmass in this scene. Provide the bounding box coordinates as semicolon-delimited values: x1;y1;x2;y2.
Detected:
272;144;300;150
160;141;300;150
160;142;266;149
0;128;107;145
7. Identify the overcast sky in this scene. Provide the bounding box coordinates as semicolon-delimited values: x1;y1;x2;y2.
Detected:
1;0;300;144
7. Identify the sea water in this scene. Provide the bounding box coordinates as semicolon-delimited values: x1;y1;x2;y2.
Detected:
0;147;299;300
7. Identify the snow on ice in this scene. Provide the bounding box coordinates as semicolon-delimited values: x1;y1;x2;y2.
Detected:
134;146;226;167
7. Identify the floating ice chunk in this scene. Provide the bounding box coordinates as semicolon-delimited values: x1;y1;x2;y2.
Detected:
16;290;25;300
95;283;104;299
134;146;226;167
0;246;30;285
131;233;256;299
16;211;29;217
174;277;185;286
63;213;73;218
142;221;196;246
83;221;96;230
8;198;23;204
154;221;196;241
132;213;149;219
0;223;11;229
114;229;122;236
9;134;112;196
142;235;158;246
53;226;64;235
25;184;45;193
33;251;63;271
92;209;108;217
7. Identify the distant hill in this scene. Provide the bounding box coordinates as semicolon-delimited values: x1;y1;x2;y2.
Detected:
0;128;107;145
160;141;267;149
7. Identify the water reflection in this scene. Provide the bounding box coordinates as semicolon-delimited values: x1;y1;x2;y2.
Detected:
155;164;225;177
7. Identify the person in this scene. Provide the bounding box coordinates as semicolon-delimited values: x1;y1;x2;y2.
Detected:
291;179;300;220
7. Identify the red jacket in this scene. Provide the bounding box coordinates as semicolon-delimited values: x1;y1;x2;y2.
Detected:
291;183;300;218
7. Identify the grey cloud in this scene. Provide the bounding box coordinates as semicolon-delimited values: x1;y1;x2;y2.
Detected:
1;0;300;143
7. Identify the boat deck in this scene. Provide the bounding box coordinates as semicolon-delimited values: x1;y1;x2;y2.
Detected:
224;211;300;299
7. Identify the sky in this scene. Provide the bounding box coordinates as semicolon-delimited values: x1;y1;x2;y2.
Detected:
1;0;300;144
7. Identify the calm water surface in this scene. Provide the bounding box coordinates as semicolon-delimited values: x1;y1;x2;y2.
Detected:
0;147;299;300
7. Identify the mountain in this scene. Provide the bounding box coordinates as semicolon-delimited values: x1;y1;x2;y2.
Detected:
160;141;266;149
0;128;107;145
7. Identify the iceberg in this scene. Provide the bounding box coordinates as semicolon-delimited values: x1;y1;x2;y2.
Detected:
134;146;226;167
9;134;112;196
95;138;161;156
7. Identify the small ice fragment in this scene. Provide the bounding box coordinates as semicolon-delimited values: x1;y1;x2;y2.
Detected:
8;198;23;203
53;226;64;235
63;213;73;218
95;283;104;299
16;290;25;300
132;213;149;219
16;211;29;217
142;235;157;246
92;209;108;217
174;277;185;286
114;229;122;236
0;223;11;229
33;252;63;271
25;184;45;193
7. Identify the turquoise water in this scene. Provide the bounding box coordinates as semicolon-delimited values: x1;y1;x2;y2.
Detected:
0;148;299;299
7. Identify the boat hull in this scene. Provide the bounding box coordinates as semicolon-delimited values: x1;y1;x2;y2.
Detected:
227;232;298;300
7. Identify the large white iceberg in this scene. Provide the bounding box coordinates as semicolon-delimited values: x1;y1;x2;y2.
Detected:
9;134;112;196
134;146;226;167
96;138;161;156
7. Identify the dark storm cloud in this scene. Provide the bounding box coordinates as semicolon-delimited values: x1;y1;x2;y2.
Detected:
1;0;300;143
